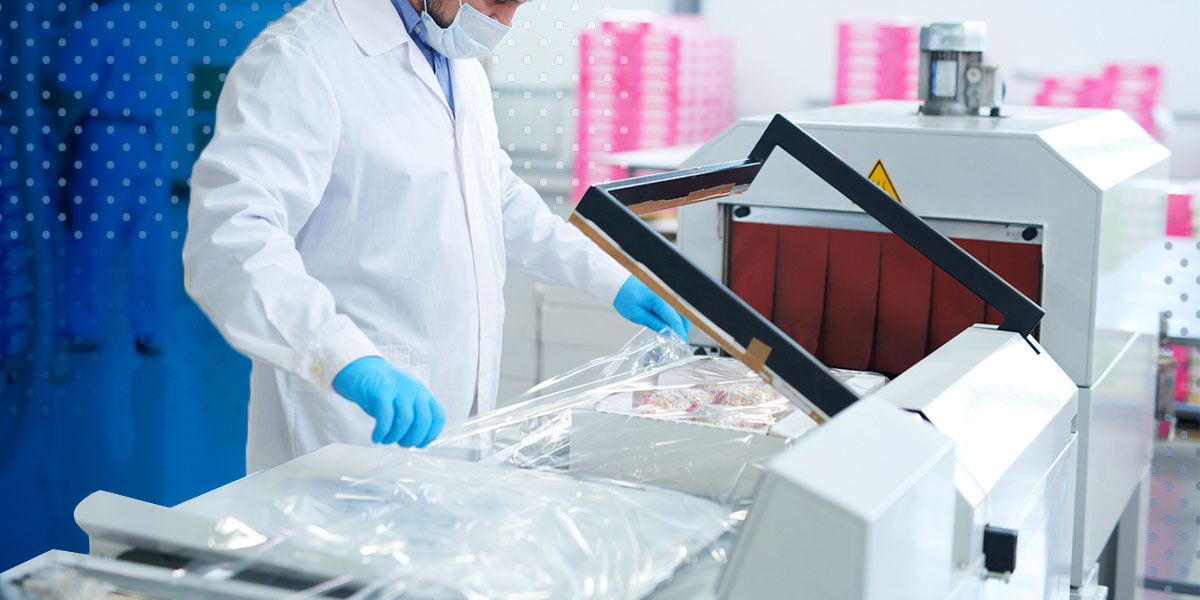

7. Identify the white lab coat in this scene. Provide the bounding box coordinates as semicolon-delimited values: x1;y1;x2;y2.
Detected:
184;0;628;473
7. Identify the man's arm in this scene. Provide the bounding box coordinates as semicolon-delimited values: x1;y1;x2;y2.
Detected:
497;150;688;339
497;149;629;304
183;36;379;390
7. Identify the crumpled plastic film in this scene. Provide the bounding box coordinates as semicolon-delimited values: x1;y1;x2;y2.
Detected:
1;565;120;600
433;329;697;450
437;329;887;507
7;331;885;600
0;557;297;599
201;450;735;600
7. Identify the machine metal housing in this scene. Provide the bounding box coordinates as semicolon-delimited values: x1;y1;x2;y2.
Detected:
719;328;1078;600
677;101;1168;596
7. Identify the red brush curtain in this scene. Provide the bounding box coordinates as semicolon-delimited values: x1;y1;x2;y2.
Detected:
728;222;1041;376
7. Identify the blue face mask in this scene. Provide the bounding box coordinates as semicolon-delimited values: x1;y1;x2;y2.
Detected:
420;0;511;59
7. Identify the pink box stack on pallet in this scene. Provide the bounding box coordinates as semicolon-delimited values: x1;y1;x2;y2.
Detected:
1034;63;1163;138
1169;346;1191;404
1166;191;1194;238
573;15;735;200
834;21;919;105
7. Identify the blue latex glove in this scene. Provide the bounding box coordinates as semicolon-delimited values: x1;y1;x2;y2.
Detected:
333;357;445;448
613;275;690;341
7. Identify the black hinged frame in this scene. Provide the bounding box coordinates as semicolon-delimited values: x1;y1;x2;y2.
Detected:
569;114;1045;422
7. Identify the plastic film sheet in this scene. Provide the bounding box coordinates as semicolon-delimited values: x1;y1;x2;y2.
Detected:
434;330;700;449
438;330;887;506
200;450;734;599
5;331;886;600
1;565;122;599
0;550;311;599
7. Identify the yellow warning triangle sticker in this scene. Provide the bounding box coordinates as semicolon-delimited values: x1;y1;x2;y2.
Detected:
867;159;902;204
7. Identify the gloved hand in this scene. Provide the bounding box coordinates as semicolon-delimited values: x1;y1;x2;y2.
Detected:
333;356;445;448
613;275;690;341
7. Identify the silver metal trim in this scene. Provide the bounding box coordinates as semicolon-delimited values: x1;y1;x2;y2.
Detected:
729;205;1044;245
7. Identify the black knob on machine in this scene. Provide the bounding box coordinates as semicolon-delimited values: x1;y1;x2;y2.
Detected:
983;524;1019;579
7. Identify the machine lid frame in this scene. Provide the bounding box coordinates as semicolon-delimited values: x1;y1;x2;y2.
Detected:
569;114;1045;422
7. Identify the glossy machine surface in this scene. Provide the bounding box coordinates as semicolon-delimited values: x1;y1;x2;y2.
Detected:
677;101;1168;593
719;327;1077;600
719;397;959;600
874;328;1078;600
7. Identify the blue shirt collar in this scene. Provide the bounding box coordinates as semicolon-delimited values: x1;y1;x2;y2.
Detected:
393;0;426;40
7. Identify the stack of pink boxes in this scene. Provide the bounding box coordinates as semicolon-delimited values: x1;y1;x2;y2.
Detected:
1166;189;1194;238
1169;346;1191;405
1033;63;1163;138
1165;182;1198;413
573;15;735;200
833;21;919;106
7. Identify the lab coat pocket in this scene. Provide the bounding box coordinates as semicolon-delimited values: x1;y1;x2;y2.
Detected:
290;345;425;455
292;387;375;456
379;345;432;389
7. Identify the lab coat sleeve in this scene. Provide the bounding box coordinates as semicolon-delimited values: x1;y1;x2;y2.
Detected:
183;36;379;391
498;150;630;304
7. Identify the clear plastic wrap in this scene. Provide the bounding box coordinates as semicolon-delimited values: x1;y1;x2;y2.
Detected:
0;550;306;599
183;332;882;599
1;565;121;599
10;332;887;600
434;330;699;449
436;330;887;506
200;448;735;600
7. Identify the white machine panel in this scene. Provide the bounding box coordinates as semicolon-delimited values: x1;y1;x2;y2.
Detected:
871;327;1078;599
1073;334;1157;582
718;398;957;600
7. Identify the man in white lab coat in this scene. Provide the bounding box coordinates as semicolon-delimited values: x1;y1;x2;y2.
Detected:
184;0;688;473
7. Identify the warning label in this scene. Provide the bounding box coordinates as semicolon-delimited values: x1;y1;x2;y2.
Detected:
867;159;902;204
